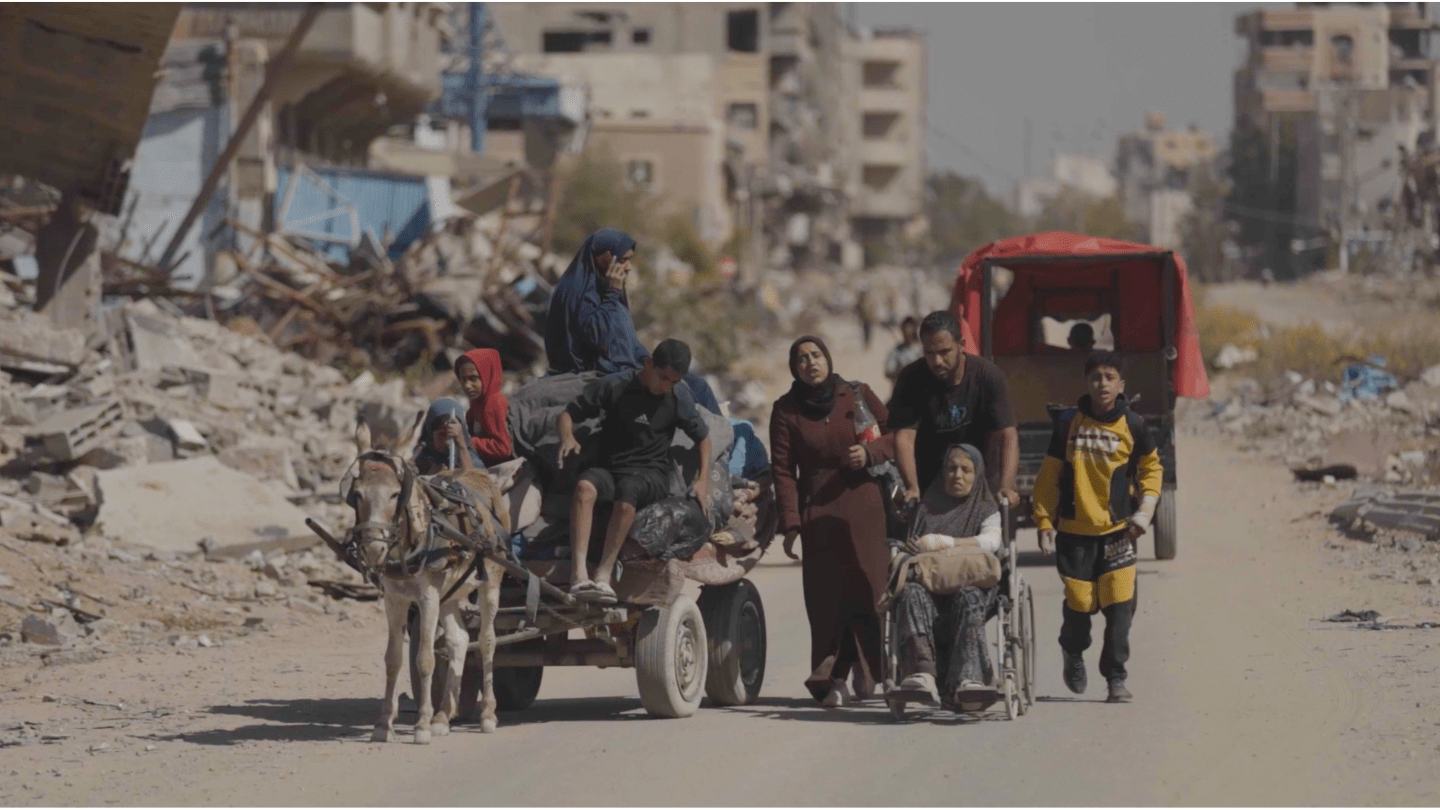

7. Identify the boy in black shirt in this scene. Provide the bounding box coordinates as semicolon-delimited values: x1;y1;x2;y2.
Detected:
887;310;1020;506
558;339;711;603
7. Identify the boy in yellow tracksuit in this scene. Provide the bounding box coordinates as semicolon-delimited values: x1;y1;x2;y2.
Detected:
1032;351;1163;703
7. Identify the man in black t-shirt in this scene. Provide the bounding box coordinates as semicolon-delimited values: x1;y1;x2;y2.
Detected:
558;339;711;603
887;310;1020;508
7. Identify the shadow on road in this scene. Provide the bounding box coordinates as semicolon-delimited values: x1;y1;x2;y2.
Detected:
1034;695;1111;705
158;697;378;745
716;696;1010;726
490;696;648;727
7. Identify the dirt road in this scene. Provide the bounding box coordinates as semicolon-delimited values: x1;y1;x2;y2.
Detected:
5;319;1440;805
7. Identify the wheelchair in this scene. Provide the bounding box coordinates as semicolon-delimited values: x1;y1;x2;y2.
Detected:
880;501;1037;721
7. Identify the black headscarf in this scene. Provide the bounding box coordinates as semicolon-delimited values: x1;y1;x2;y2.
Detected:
910;444;998;540
788;335;841;420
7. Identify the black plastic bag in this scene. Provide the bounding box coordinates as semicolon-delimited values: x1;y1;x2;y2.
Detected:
626;497;711;562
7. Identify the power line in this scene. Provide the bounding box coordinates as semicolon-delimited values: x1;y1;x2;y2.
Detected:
926;123;1017;185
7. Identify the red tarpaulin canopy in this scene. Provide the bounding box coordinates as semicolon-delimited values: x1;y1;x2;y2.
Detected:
951;232;1210;400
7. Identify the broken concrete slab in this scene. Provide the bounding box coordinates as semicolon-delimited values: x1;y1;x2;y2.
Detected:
164;419;207;453
21;611;77;646
33;400;125;462
1325;429;1398;478
94;456;317;556
1295;394;1343;417
217;440;299;491
0;309;87;370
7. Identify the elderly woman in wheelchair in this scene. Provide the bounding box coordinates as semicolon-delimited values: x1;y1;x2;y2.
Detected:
885;444;1004;712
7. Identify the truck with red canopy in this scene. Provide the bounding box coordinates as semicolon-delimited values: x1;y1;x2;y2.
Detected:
951;232;1210;560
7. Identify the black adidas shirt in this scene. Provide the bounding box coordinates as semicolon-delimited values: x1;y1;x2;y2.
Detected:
886;354;1016;492
565;370;709;474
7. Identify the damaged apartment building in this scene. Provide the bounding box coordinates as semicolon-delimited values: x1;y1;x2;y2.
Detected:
1114;113;1218;250
488;2;927;272
1235;2;1440;273
112;3;575;287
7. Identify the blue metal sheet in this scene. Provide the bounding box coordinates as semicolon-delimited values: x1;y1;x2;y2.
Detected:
275;166;431;262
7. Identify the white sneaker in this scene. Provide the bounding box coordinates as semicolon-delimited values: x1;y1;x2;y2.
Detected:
820;679;850;708
888;672;939;705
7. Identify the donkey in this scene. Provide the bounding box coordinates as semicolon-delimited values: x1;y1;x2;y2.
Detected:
347;415;509;743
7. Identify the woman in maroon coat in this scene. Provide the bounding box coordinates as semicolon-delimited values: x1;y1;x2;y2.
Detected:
771;335;897;706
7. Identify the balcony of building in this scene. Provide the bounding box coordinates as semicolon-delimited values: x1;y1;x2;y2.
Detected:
1262;45;1315;74
1261;88;1317;113
174;3;446;164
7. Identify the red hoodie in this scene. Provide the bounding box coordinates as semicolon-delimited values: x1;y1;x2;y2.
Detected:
459;348;513;466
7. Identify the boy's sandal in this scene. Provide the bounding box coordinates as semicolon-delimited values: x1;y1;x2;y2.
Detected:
575;581;617;604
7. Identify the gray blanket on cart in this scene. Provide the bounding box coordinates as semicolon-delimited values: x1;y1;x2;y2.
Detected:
506;372;735;559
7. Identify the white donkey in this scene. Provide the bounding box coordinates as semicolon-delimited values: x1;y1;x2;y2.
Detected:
344;416;508;743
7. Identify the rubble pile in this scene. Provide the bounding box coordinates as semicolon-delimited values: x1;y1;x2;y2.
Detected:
1208;363;1440;487
145;212;568;380
0;281;437;665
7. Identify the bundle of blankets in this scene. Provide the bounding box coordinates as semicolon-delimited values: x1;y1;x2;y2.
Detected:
506;373;777;563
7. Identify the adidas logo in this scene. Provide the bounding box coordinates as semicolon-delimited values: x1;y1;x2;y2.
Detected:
634;414;649;425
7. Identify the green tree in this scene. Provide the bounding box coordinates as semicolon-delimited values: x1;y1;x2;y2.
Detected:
1226;116;1300;277
1179;170;1236;282
925;172;1023;264
550;149;653;257
1034;188;1148;243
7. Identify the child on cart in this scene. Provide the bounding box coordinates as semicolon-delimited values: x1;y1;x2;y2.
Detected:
556;339;712;604
1032;351;1163;703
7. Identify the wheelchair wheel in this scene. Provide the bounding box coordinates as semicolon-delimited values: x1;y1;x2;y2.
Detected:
1003;675;1019;721
1021;582;1037;711
887;698;908;721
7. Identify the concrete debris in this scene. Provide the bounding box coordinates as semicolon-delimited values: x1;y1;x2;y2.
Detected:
1214;343;1259;370
94;457;316;556
1330;488;1440;539
1421;363;1440;389
20;611;76;646
164;419;207;453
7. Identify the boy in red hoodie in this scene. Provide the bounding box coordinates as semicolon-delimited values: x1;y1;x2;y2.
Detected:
454;349;514;467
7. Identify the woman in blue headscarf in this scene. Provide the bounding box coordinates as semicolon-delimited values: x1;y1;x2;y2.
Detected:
544;228;646;377
542;228;722;413
413;398;486;475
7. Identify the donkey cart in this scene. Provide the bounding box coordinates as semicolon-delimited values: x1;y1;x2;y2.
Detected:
443;542;769;720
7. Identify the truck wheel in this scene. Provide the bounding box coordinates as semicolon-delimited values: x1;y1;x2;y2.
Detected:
493;666;544;712
1153;484;1178;561
634;594;708;718
698;579;767;706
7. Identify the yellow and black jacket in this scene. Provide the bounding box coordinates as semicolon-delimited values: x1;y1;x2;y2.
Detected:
1032;394;1164;537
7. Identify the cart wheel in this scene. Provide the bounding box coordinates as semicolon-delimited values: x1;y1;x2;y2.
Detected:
635;594;708;718
494;666;544;712
697;579;767;706
407;610;446;714
1022;583;1037;711
1003;675;1018;721
888;698;908;721
1153;484;1178;561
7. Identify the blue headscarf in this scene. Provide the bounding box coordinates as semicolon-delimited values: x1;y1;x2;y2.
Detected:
543;228;648;376
414;398;485;473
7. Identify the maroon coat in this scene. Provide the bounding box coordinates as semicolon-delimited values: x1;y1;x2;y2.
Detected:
771;380;896;700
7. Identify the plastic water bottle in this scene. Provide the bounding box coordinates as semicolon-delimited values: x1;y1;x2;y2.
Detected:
853;397;883;444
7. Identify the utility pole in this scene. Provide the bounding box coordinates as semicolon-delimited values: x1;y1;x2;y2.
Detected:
1023;118;1032;178
1337;85;1354;275
468;3;488;154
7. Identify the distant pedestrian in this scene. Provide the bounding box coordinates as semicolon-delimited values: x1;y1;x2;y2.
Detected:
884;316;923;388
855;290;877;351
